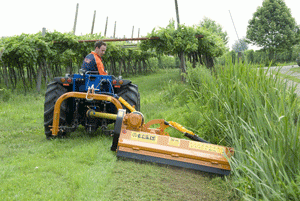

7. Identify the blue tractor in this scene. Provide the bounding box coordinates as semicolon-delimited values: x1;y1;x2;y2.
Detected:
44;70;140;139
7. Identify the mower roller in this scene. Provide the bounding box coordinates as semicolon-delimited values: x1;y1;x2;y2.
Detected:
50;89;234;175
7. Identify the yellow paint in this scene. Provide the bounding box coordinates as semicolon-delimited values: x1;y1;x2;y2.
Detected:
131;132;158;144
168;121;194;135
189;141;224;155
118;97;136;112
169;137;180;147
107;96;112;102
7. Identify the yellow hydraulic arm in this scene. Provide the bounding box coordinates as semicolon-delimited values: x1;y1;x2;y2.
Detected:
51;92;123;136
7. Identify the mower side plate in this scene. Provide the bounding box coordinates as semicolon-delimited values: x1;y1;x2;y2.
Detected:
117;130;233;175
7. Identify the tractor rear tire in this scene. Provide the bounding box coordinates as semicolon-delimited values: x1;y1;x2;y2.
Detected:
44;82;68;139
117;83;140;112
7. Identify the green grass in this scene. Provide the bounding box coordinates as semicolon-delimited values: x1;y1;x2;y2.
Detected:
104;160;233;201
278;73;300;83
3;64;299;200
169;63;300;200
0;70;237;201
276;62;298;66
290;67;300;73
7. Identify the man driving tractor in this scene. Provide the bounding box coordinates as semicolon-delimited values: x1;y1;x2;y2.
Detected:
81;41;108;75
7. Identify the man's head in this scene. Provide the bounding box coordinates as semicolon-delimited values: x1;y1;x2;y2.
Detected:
94;41;107;57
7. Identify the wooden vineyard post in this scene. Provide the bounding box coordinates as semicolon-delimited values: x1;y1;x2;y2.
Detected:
180;52;186;81
174;0;180;26
36;28;46;92
174;0;186;82
113;21;116;38
91;10;96;34
73;3;79;35
104;17;108;37
238;52;242;64
131;26;134;38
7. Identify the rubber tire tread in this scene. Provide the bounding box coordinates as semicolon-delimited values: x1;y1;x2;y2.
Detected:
44;82;68;139
117;83;140;112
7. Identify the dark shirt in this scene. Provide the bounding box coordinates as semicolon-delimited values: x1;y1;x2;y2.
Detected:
81;53;101;71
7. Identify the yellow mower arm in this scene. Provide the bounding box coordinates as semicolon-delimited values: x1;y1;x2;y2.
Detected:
167;121;210;143
143;119;210;143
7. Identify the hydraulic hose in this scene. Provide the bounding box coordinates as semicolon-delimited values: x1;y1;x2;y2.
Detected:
167;121;210;143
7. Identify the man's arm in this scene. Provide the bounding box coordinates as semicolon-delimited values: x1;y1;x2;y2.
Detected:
81;54;97;71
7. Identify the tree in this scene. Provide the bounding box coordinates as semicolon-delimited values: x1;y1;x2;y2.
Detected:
195;26;226;68
246;0;297;61
199;17;229;45
140;20;226;71
232;37;248;52
140;20;198;80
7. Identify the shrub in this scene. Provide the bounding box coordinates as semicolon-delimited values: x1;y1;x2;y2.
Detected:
0;88;11;102
296;54;300;66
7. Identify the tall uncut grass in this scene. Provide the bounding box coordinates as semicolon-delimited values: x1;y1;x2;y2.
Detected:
165;63;300;200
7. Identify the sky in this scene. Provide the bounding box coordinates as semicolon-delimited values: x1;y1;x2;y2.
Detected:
1;0;300;50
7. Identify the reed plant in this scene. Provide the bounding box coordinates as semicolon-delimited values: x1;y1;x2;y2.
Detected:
167;62;300;200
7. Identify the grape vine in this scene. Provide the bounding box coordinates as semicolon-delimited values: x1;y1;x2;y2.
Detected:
0;19;227;91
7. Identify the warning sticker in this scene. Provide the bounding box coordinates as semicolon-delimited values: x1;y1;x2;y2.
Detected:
117;110;125;117
169;137;180;147
131;132;158;144
189;141;224;155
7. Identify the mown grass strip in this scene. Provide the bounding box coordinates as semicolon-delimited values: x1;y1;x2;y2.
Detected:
0;70;237;201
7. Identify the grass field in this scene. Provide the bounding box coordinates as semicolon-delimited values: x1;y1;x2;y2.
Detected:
0;69;237;201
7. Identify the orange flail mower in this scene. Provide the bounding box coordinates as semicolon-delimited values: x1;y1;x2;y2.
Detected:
50;91;234;175
110;109;234;175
